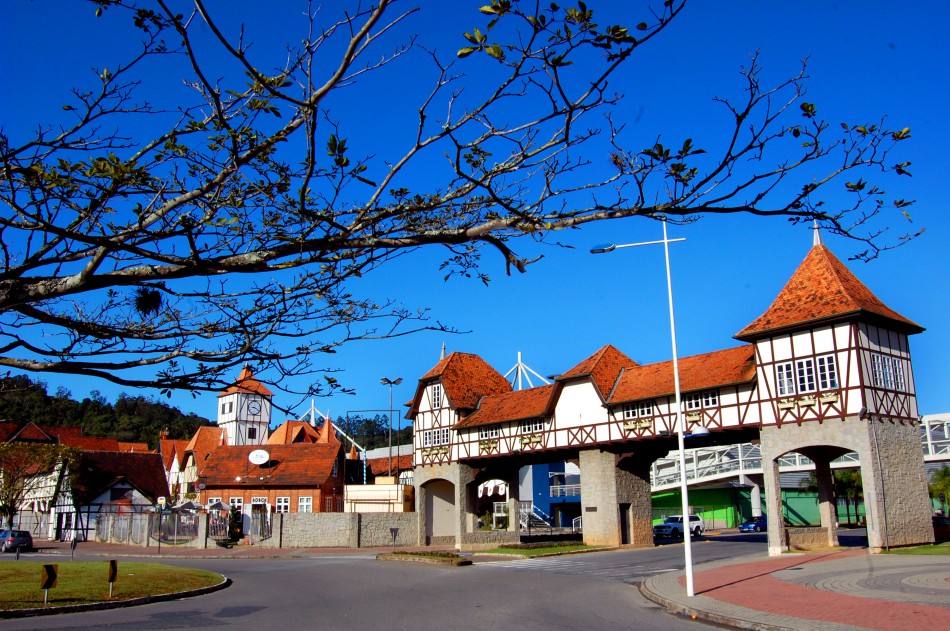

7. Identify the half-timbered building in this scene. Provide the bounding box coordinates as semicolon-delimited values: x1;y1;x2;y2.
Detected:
409;233;933;553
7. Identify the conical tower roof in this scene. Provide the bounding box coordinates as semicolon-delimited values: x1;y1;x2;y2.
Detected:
735;244;923;341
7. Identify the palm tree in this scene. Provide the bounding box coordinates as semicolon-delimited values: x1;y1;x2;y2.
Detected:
799;468;864;526
929;465;950;514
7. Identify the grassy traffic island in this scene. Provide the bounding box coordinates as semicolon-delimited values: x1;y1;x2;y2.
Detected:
0;561;227;617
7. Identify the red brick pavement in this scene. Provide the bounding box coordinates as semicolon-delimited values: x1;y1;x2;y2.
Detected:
684;550;950;631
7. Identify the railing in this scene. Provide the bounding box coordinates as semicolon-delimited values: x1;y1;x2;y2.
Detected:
550;484;581;497
517;501;553;531
572;516;582;533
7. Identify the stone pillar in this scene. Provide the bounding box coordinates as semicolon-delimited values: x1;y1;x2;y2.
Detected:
579;448;652;547
750;481;762;518
812;457;839;547
761;453;786;556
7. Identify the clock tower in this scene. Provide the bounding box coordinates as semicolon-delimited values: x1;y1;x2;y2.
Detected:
216;365;273;445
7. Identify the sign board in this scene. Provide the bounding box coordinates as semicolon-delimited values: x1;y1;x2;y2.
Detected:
41;564;58;589
108;560;118;583
248;449;270;466
251;497;268;505
157;496;166;507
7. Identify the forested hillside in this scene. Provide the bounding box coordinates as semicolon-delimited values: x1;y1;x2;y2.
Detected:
0;375;211;448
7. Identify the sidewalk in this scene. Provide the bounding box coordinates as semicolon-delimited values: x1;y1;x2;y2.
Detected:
640;548;950;631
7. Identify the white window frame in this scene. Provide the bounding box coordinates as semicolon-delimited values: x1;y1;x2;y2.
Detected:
684;393;702;411
702;390;719;408
776;362;795;396
817;354;839;390
891;356;906;391
423;428;451;447
871;353;892;389
479;426;499;440
275;497;290;513
520;418;545;434
229;497;244;510
431;383;443;409
298;496;313;513
208;497;222;506
796;358;816;393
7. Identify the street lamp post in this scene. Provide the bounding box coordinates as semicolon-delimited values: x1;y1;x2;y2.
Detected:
590;220;696;597
380;377;403;477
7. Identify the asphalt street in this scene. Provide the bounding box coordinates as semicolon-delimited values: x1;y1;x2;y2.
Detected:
0;536;777;630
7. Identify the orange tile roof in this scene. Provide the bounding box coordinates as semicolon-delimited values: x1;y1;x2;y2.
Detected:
159;438;191;470
366;453;414;476
267;420;321;445
455;384;557;429
609;345;756;403
198;443;341;488
218;365;274;398
60;435;122;451
558;344;637;398
8;422;55;442
119;442;152;453
410;352;511;416
184;426;227;459
736;245;923;340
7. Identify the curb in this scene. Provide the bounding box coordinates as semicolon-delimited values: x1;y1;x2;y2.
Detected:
638;577;799;631
0;576;232;619
376;552;472;566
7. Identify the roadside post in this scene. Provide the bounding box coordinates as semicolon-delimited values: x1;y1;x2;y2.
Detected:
41;564;58;605
390;527;398;552
108;560;118;598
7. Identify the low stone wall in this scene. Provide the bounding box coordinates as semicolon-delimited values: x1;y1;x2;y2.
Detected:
258;512;417;548
459;529;520;551
785;526;831;551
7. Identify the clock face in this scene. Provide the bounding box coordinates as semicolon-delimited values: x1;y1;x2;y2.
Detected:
248;400;262;415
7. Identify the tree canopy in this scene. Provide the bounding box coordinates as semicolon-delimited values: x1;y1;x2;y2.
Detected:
0;0;919;398
0;442;79;528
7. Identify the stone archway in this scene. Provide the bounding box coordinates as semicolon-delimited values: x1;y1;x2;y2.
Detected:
760;414;933;554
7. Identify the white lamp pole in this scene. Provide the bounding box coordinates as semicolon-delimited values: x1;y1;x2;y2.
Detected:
380;377;403;477
590;220;695;597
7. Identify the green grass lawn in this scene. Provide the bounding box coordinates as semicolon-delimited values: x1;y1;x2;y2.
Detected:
884;541;950;555
0;561;223;610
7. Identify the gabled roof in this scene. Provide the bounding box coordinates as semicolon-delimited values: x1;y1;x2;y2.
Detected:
70;451;170;506
199;443;341;488
218;365;274;398
736;244;923;340
609;345;757;404
408;352;511;417
8;422;55;443
184;426;227;462
267;420;321;445
159;438;191;471
454;384;557;429
557;344;637;399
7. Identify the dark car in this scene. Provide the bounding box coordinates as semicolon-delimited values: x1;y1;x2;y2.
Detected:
933;515;950;542
0;529;33;552
738;516;767;532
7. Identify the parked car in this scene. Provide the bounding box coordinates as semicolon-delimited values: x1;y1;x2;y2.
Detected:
933;515;950;542
738;516;768;533
0;529;33;552
653;514;704;538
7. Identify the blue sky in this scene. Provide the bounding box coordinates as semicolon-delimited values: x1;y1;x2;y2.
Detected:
3;1;948;430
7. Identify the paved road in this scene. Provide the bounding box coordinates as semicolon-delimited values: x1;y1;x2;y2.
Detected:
0;540;765;631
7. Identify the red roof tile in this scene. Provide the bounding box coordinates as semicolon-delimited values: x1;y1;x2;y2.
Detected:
366;454;414;476
267;421;321;445
60;435;122;451
184;426;227;461
558;345;637;398
609;345;756;403
455;384;557;429
198;443;341;488
218;365;274;398
70;451;170;505
9;422;55;442
159;438;191;470
410;352;511;416
119;442;152;453
736;245;923;340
